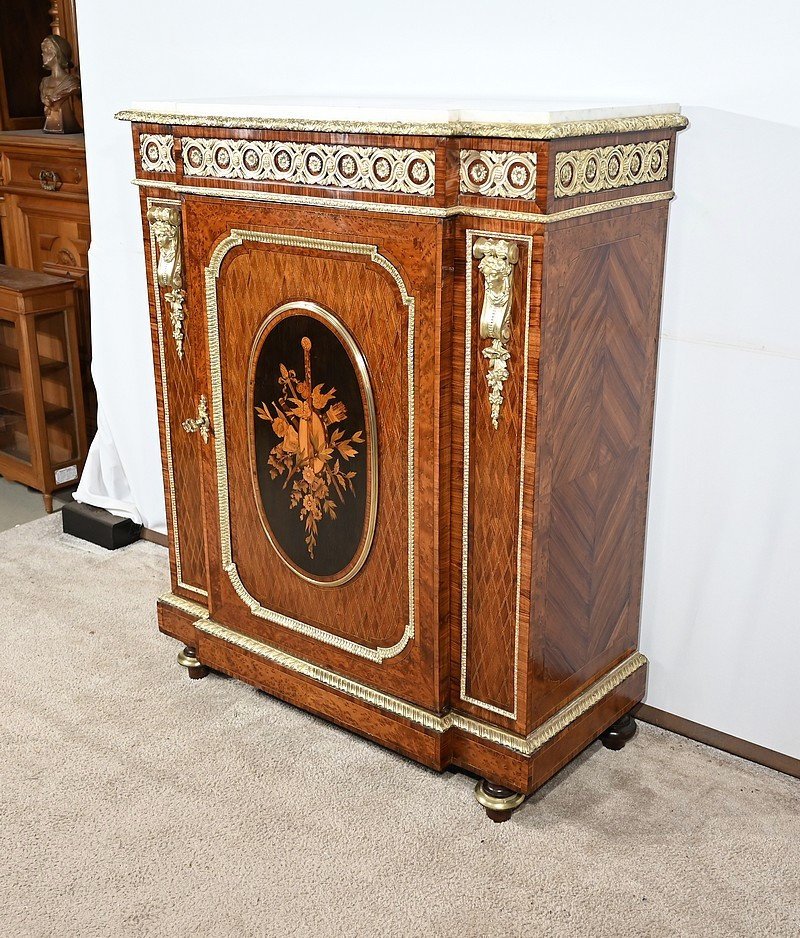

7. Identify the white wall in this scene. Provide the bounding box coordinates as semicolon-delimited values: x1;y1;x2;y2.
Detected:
74;0;800;758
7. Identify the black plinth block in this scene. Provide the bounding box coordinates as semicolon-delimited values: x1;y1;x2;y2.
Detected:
62;501;141;550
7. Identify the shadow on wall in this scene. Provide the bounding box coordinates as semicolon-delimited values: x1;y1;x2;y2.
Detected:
641;106;800;758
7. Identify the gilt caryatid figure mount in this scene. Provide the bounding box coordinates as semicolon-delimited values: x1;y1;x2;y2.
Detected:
473;237;520;429
121;98;686;821
146;204;187;359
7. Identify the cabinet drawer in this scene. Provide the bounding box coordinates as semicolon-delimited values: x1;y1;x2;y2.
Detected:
3;152;87;198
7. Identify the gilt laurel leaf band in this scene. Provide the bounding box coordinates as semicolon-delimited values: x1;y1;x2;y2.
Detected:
185;608;648;757
118;108;687;141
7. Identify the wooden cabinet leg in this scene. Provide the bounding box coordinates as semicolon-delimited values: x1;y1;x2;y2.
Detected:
177;645;209;680
474;780;525;822
43;493;53;513
600;713;637;750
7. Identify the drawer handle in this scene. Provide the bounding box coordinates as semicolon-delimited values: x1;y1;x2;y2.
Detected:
473;237;520;430
39;169;62;191
182;395;211;444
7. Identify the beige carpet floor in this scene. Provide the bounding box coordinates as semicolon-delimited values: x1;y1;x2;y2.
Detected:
1;515;798;937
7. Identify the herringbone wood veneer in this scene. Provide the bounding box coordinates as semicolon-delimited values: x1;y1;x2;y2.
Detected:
530;206;668;724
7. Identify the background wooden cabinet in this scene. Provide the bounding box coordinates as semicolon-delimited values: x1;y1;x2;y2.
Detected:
0;0;92;433
0;132;93;433
0;265;87;508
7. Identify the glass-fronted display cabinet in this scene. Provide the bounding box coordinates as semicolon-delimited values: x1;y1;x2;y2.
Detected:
0;265;87;511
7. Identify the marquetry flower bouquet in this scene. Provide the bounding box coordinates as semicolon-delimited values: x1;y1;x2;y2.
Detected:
256;336;363;558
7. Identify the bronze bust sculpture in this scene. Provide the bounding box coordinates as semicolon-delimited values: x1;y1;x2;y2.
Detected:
40;34;81;134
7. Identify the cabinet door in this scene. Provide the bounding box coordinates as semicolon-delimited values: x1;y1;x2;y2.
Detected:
184;197;447;710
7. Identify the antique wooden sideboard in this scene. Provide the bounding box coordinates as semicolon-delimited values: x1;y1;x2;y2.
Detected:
120;99;686;819
0;131;94;432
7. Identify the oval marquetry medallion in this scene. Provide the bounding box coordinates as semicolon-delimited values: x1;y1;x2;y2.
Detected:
248;301;377;586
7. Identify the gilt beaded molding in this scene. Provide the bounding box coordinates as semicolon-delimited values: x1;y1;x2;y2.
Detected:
140;133;176;173
460;150;537;199
159;591;209;619
159;586;647;754
554;139;670;198
181;137;436;196
134;176;674;222
204;229;416;663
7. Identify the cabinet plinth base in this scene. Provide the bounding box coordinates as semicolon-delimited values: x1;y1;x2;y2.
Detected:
600;713;637;750
474;780;525;822
157;597;648;798
177;646;209;680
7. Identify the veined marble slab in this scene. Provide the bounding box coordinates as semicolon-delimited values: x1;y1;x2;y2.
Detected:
118;97;684;139
129;96;680;125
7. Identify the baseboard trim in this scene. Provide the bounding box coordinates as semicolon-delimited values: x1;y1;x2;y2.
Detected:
141;527;168;547
635;704;800;780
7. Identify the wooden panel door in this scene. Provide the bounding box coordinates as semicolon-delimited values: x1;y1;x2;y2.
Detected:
183;197;450;711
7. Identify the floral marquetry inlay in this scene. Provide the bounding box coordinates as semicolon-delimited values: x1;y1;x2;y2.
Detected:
250;302;380;588
554;139;669;198
139;133;176;173
181;137;436;196
460;150;537;200
257;335;365;561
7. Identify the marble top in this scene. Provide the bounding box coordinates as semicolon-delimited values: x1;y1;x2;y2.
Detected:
117;97;684;139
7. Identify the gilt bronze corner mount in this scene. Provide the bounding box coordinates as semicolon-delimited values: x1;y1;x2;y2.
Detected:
473;237;520;429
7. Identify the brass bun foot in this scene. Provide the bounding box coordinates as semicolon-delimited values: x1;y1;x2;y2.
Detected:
600;713;637;750
474;780;525;823
177;646;209;680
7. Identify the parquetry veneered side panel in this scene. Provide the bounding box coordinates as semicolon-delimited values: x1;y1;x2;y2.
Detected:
531;206;668;722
